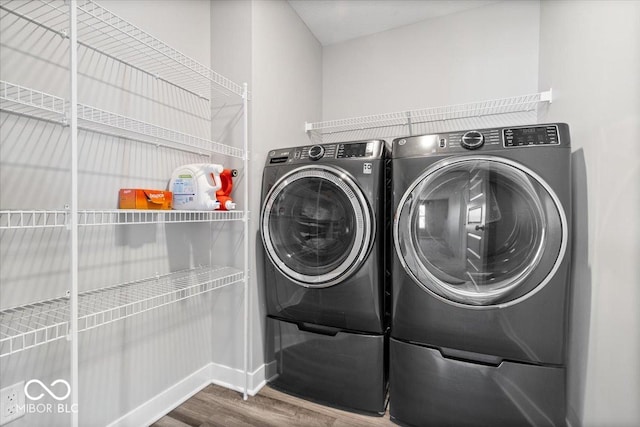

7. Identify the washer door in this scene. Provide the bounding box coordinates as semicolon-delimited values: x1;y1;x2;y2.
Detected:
262;165;373;288
394;156;567;307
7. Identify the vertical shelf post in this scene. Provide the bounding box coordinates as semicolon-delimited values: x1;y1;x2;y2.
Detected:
68;1;79;426
242;83;250;400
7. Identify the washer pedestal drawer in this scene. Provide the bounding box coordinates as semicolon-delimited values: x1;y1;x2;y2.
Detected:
390;337;565;426
266;316;388;415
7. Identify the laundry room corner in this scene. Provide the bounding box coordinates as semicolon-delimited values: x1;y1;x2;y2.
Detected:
209;0;323;394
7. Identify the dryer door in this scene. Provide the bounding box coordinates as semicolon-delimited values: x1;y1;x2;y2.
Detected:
262;165;373;288
394;156;567;307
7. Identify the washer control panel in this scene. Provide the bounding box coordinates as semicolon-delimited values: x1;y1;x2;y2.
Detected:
298;141;376;160
336;141;375;158
267;140;383;166
503;125;560;147
300;144;337;160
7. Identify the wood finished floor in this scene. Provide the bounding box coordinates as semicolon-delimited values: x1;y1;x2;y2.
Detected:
152;384;394;427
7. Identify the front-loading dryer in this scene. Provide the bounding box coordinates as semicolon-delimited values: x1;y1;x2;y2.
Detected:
389;124;572;426
261;140;389;414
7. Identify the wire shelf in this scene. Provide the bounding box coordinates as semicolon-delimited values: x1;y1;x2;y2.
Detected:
0;266;243;357
0;80;245;157
0;0;244;99
0;210;68;229
78;209;245;226
305;91;553;143
0;210;245;229
76;103;245;157
0;297;70;358
0;81;67;124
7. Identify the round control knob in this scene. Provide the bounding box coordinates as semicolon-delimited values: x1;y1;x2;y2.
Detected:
461;131;485;150
308;145;325;160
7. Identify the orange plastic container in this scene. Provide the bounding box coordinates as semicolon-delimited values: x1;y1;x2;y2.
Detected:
215;169;237;211
119;189;172;210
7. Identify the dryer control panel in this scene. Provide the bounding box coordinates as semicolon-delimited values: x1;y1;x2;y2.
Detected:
266;140;384;166
392;123;568;159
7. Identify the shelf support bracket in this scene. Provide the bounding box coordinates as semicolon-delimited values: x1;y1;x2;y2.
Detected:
304;122;313;133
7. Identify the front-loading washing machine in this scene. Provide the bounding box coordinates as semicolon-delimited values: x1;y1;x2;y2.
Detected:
390;124;572;426
261;140;390;414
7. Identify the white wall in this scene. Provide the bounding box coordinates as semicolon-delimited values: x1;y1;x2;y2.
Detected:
538;1;640;426
322;0;540;121
209;0;322;380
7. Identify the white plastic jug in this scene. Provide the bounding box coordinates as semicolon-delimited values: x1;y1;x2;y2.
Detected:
169;164;224;210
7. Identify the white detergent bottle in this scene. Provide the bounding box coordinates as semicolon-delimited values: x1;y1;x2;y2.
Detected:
169;164;224;210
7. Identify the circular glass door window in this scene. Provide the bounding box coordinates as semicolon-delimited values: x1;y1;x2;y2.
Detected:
394;156;566;306
262;165;372;288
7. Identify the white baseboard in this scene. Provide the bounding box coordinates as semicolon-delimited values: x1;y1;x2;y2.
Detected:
106;362;268;427
106;363;213;427
210;361;268;396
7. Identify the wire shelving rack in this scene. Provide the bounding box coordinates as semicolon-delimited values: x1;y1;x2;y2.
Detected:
0;1;252;423
305;90;553;143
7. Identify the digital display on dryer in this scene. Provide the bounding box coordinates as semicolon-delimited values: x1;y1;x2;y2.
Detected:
504;126;559;147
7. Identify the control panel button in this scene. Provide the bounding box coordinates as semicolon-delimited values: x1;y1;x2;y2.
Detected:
461;131;485;149
308;145;325;160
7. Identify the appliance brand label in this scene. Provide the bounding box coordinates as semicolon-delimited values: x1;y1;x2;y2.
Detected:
363;163;372;174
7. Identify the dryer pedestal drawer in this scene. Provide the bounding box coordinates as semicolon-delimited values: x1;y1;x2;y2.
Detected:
266;316;388;415
390;337;565;427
